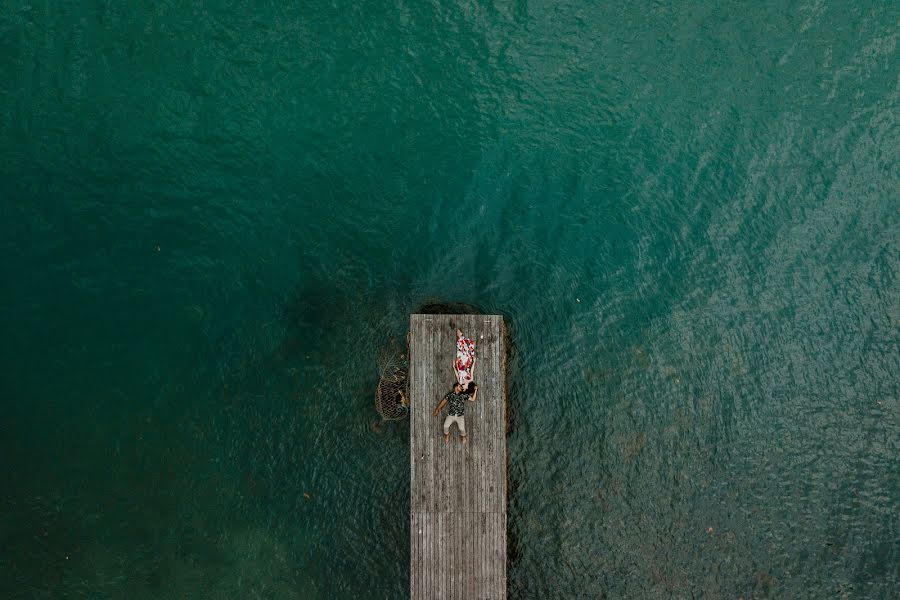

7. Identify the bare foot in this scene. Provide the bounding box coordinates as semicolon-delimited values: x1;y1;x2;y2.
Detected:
461;435;468;447
443;433;449;445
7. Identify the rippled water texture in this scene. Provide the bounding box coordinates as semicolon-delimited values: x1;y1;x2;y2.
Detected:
1;1;898;598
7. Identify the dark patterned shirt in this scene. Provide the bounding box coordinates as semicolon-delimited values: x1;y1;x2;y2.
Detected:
444;391;470;417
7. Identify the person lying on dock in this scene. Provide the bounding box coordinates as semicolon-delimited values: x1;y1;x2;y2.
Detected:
432;381;479;446
455;328;476;386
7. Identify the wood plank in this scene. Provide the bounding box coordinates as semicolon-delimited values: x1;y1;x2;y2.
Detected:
410;314;507;600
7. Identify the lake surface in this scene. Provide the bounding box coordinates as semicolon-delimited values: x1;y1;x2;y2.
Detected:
1;1;897;598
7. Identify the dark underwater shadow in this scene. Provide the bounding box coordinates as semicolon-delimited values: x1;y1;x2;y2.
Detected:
499;312;524;599
416;300;484;315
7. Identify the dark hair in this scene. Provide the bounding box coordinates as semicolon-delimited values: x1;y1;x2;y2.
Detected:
453;381;463;390
466;382;477;394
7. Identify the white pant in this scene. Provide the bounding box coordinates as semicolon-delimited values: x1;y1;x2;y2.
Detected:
443;415;466;436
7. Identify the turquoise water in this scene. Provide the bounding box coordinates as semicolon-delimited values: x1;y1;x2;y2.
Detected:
2;1;898;597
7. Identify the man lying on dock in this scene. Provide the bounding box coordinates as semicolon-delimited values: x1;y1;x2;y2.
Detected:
433;381;478;446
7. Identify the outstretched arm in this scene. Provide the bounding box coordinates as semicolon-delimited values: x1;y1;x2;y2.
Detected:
469;385;479;402
432;397;447;417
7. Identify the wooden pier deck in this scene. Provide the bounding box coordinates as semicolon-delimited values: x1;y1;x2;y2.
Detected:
409;313;507;600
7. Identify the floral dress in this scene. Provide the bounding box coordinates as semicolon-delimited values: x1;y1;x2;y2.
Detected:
455;331;476;386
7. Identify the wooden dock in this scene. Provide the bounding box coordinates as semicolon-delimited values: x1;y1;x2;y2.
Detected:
409;313;507;600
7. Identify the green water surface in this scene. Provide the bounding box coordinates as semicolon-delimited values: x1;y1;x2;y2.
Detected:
1;1;898;598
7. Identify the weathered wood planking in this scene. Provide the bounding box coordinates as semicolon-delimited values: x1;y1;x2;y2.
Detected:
410;314;507;600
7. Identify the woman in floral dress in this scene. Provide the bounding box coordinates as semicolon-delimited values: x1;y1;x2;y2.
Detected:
454;328;476;387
